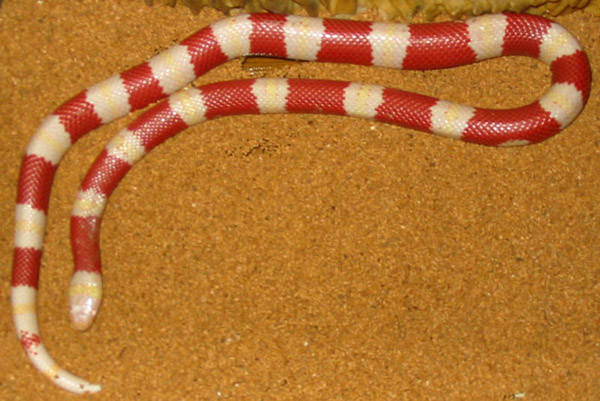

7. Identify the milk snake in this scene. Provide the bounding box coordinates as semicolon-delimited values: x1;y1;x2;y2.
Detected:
11;12;591;393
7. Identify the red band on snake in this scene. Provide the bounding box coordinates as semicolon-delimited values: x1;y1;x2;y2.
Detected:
11;12;591;393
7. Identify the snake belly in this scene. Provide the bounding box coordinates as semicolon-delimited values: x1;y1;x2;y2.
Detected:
11;12;591;394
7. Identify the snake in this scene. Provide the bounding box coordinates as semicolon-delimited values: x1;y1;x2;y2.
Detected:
11;12;591;394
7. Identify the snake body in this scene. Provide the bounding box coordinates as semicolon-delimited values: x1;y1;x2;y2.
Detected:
11;12;590;394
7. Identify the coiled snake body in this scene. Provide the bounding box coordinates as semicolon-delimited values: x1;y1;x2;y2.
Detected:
11;12;591;393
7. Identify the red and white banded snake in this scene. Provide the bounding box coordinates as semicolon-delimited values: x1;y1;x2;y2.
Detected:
11;12;591;394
